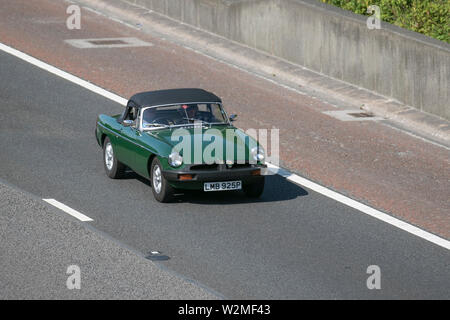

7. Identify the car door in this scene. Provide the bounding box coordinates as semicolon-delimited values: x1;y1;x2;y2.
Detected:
115;106;140;169
131;108;153;178
117;107;155;178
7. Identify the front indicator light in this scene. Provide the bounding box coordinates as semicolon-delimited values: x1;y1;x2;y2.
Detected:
251;169;261;176
179;174;193;181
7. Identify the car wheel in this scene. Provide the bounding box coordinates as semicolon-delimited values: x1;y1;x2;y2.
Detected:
151;157;174;203
243;177;265;198
103;137;125;179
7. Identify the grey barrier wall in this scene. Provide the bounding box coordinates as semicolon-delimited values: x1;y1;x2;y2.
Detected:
128;0;450;120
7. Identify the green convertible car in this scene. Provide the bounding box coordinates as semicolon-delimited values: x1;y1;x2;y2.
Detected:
95;88;266;202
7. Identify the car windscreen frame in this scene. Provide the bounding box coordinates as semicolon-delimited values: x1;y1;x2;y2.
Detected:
139;102;231;131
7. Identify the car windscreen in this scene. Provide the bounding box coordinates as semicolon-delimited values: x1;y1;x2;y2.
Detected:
141;103;228;129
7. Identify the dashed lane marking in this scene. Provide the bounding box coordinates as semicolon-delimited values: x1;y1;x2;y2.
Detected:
43;199;94;222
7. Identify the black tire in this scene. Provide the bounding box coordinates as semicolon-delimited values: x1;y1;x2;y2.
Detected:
243;177;265;198
150;157;174;203
103;137;126;179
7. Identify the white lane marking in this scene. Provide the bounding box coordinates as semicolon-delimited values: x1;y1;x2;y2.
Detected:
0;42;128;106
0;42;448;250
43;199;94;222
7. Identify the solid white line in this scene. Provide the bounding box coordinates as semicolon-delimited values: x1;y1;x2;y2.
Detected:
43;199;94;222
1;42;448;250
0;42;128;106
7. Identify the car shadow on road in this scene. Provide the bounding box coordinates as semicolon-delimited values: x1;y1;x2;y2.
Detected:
128;172;308;204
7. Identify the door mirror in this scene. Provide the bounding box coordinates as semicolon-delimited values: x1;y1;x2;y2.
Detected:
229;114;237;121
123;119;134;127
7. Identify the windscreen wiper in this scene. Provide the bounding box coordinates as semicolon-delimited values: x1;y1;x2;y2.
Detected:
144;123;170;128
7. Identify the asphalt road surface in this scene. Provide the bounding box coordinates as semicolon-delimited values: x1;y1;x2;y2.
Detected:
0;50;449;299
0;181;219;299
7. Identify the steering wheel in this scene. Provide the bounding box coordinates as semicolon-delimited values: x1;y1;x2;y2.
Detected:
151;117;170;125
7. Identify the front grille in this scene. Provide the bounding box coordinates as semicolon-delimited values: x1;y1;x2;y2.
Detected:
190;164;219;171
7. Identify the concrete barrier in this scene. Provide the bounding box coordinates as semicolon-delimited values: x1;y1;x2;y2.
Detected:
127;0;450;120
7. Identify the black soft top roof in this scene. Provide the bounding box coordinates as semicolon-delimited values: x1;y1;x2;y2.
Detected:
128;88;222;108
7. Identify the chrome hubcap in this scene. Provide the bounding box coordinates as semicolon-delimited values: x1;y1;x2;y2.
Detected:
153;165;162;194
105;143;114;170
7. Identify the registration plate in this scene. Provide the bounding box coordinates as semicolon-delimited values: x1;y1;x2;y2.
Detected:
204;181;242;192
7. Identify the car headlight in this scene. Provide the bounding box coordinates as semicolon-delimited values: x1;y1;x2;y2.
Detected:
168;151;183;167
251;146;265;163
